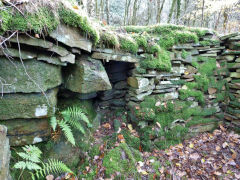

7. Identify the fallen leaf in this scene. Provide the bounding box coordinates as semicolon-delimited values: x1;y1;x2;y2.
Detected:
46;175;54;180
189;143;194;148
222;142;228;148
176;163;181;167
216;146;221;151
103;123;111;129
219;124;226;131
190;153;200;160
128;124;133;131
73;5;79;9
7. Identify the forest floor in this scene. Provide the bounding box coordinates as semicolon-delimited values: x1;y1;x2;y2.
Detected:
86;120;240;180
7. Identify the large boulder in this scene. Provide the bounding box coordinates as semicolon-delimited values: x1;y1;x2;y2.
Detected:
0;125;11;180
0;119;50;146
0;57;62;93
64;55;112;93
0;88;58;120
50;24;92;52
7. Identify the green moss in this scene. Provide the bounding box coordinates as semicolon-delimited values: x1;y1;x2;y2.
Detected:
122;130;140;150
179;89;205;104
186;117;217;127
99;31;120;48
59;7;99;44
103;143;141;177
132;33;149;49
136;67;147;74
181;50;190;59
0;8;12;34
119;36;138;54
7;8;59;34
140;47;171;71
199;39;220;46
158;36;175;49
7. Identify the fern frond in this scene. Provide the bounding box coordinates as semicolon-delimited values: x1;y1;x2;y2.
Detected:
18;145;42;163
62;106;91;126
50;116;57;131
58;120;75;146
35;159;73;178
14;161;27;169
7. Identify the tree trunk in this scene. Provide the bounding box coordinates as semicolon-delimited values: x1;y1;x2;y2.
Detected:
157;0;166;23
176;0;181;24
132;0;138;25
124;0;131;25
214;9;222;31
105;0;110;24
95;0;99;19
201;0;205;27
100;0;104;20
168;0;177;23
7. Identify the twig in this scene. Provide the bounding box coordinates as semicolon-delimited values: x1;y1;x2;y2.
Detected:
0;77;12;98
0;31;17;46
2;0;25;17
16;32;50;106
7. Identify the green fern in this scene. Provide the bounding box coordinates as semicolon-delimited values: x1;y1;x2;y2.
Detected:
14;145;73;180
35;159;73;179
62;106;91;127
50;116;57;131
58;120;75;146
50;106;92;146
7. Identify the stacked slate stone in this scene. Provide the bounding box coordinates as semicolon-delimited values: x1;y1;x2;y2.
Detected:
126;30;229;134
0;24;112;146
219;33;240;125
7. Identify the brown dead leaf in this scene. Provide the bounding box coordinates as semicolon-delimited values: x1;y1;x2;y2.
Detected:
219;124;226;131
208;88;217;95
190;153;200;160
103;123;111;129
216;146;221;151
222;142;228;148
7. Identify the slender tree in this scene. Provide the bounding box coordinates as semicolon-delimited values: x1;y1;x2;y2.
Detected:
157;0;166;23
105;0;110;24
168;0;177;23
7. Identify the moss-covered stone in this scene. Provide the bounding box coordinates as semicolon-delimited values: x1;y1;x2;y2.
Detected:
64;55;112;93
0;88;58;120
0;118;50;146
0;57;62;93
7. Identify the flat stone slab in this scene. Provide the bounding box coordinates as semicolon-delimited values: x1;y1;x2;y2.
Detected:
127;77;149;89
64;55;112;93
37;54;67;66
59;53;75;64
222;50;240;55
50;23;92;52
220;32;239;41
0;48;37;59
0;118;50;146
0;57;62;93
9;35;70;57
0;88;58;120
92;52;139;63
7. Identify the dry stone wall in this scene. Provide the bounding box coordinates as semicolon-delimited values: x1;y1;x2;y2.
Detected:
0;23;239;147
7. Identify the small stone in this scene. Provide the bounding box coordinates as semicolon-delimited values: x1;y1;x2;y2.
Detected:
60;53;75;64
127;77;149;89
114;81;128;90
230;72;240;78
37;54;67;66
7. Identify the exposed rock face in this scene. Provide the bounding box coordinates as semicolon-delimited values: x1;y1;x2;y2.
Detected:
0;88;58;120
64;55;112;93
0;57;62;93
0;125;11;180
50;24;92;52
0;119;50;146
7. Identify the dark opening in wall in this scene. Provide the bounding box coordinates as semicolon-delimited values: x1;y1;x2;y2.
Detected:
97;61;135;110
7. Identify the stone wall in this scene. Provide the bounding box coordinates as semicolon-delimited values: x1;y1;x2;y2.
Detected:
0;23;239;147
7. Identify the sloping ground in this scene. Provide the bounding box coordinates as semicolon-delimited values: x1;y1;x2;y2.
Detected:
82;121;240;179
